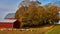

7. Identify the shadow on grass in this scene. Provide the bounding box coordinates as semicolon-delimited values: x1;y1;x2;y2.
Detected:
20;24;54;29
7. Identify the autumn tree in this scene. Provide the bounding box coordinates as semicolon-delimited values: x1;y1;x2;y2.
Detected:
37;6;46;24
15;1;43;27
44;5;60;24
15;6;28;27
19;1;41;27
15;1;60;28
49;5;59;24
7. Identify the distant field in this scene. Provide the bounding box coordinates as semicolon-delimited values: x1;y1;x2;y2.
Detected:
45;24;60;34
0;25;54;34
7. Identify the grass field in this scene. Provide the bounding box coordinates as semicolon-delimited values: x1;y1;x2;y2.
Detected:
45;24;60;34
0;25;54;34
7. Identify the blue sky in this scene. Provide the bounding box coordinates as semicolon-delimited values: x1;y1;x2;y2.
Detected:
0;0;60;20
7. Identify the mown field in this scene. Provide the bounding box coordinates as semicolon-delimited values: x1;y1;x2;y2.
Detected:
45;24;60;34
0;25;54;34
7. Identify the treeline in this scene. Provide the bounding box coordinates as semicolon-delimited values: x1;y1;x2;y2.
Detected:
15;1;60;28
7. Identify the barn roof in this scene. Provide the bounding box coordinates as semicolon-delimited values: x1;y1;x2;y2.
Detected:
0;19;16;23
5;13;15;19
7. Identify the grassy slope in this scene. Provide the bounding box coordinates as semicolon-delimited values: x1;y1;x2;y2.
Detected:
45;25;60;34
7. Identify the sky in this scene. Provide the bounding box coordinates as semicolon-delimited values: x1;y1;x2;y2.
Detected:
0;0;60;20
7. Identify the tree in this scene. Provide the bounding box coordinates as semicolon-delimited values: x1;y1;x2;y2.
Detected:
15;1;44;28
15;1;60;28
37;6;46;24
15;6;28;27
45;5;59;24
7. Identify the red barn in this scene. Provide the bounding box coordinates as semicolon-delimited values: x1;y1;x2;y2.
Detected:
0;13;19;28
0;20;16;28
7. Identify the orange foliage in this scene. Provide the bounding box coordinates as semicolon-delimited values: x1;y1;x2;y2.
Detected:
15;1;60;27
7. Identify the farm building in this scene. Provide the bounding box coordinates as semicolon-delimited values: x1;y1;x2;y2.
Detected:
0;20;16;28
0;13;20;28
